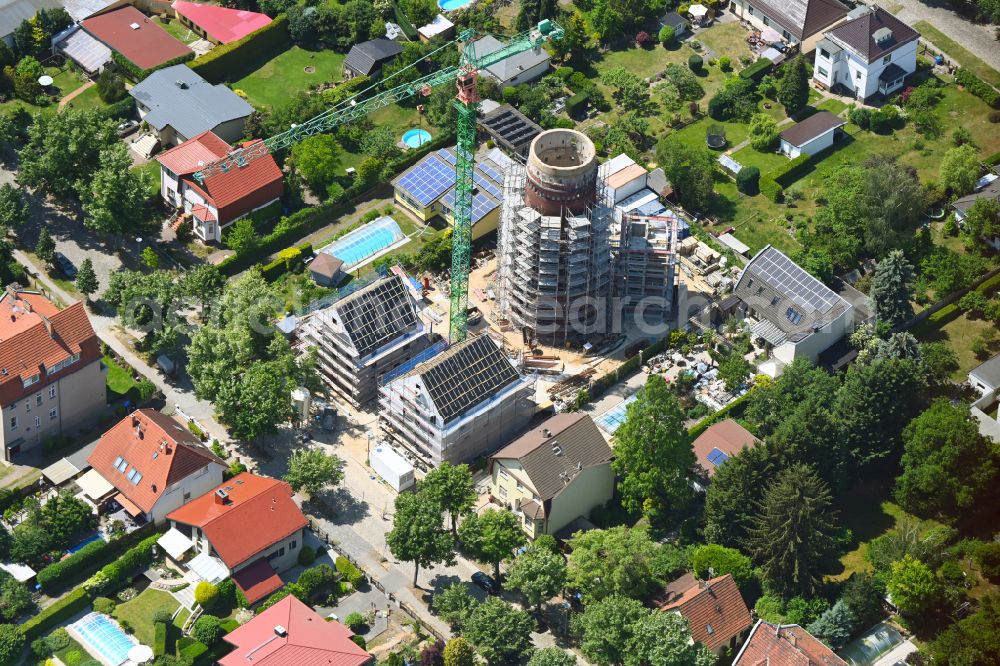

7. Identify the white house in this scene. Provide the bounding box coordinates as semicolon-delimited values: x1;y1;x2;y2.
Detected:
779;110;847;158
474;34;550;88
813;5;920;101
730;0;849;51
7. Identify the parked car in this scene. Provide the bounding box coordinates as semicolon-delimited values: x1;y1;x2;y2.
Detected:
321;407;337;432
54;252;76;278
117;119;139;137
471;571;496;594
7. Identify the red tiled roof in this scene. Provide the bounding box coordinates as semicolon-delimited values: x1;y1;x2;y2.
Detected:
82;6;192;71
167;472;308;569
660;574;752;652
191;205;216;222
156;131;230;176
0;293;101;407
691;419;759;478
231;557;284;605
172;1;272;43
220;595;371;666
733;621;848;666
87;409;224;514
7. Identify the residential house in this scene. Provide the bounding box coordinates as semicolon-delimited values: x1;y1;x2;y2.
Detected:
779;110;847;158
489;413;614;539
156;130;283;242
970;353;1000;398
952;176;1000;251
129;64;254;146
474;34;550;87
379;334;535;466
343;38;403;79
479;104;541;157
220;595;373;666
81;6;192;72
658;573;753;655
55;26;113;75
690;419;759;491
165;472;308;604
733;620;848;666
813;5;920;101
734;245;854;375
969;354;1000;443
171;1;271;44
61;0;124;23
731;0;849;51
299;274;434;406
0;288;105;462
0;0;61;47
87;409;225;524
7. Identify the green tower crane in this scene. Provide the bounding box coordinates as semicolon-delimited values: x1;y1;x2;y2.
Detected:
193;20;563;342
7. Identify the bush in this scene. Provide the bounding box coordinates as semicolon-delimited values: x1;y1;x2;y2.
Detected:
955;68;1000;108
736;165;760;194
36;525;154;594
350;635;366;648
0;625;27;666
344;612;365;631
153;609;174;625
189;14;290;83
870;105;900;133
975;542;1000;581
688;54;703;71
849;106;871;130
989;110;1000;123
760;177;783;202
92;534;159;594
297;564;338;600
659;25;675;47
191;615;224;646
718;56;732;72
22;587;89;640
335;556;364;588
194;581;219;608
153;621;167;657
298;545;316;567
92;597;116;614
566;92;588;118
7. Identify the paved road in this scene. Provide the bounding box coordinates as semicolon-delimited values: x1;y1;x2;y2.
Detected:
890;0;1000;72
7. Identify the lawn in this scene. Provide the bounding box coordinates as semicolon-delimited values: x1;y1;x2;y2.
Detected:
696;21;751;62
104;354;140;403
913;20;1000;88
731;145;788;173
915;311;1000;380
113;588;180;647
815;98;848;115
664;116;750;154
63;84;109;112
0;66;88;116
341;103;423;171
155;16;199;44
234;46;346;110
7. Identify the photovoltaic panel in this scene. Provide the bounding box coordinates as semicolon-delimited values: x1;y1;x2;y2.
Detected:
749;248;839;315
396;155;455;206
707;447;730;466
474;171;502;199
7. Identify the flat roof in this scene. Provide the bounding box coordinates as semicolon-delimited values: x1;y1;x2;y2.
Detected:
82;6;192;71
606;163;647;190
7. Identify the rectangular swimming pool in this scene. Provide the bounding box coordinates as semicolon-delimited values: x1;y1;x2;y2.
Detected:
594;394;638;434
320;216;406;271
71;613;136;666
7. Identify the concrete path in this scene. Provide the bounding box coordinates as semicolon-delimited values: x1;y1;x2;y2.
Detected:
890;0;1000;73
58;81;95;110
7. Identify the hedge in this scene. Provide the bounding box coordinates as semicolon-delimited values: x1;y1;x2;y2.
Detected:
986;149;1000;166
760;177;782;202
99;96;136;121
36;524;156;594
739;57;773;81
179;640;209;662
189;14;290;83
686;388;754;440
112;50;196;82
261;242;313;282
955;68;1000;108
96;534;160;590
22;588;90;640
335;556;364;587
765;153;811;188
566;92;589;117
153;622;167;657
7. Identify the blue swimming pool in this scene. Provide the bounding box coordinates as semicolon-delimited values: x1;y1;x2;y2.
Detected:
321;216;406;270
67;532;103;555
594;394;638;434
71;613;136;666
402;128;432;149
439;0;473;10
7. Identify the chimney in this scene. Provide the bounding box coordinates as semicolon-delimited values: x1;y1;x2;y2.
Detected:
274;625;287;637
541;428;551;438
214;488;229;505
788;631;797;647
40;315;53;338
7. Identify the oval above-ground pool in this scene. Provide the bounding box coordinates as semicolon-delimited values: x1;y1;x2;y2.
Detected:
402;128;432;149
438;0;473;11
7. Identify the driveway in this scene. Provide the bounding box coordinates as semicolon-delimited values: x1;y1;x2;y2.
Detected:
890;0;1000;72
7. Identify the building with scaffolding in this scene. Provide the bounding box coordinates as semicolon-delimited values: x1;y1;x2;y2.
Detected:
617;213;681;328
300;274;433;406
496;129;615;347
378;334;534;466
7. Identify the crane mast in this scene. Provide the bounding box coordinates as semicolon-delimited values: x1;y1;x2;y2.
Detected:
193;20;563;341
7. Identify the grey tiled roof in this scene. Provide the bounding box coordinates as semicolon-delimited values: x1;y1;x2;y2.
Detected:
343;38;403;76
952;179;1000;217
474;35;549;83
0;0;60;39
129;65;253;139
749;0;848;40
826;5;919;62
970;354;1000;390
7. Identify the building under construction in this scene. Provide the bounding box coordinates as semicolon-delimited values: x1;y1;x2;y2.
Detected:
300;274;432;405
616;213;681;329
378;334;534;466
496;129;614;347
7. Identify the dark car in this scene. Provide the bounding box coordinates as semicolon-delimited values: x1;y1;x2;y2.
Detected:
54;252;76;279
471;571;496;594
320;407;337;432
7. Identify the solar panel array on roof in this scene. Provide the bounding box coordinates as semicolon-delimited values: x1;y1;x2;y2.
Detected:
440;190;498;223
417;335;520;424
481;106;541;152
749;248;839;315
396;154;455;206
334;275;418;359
707;447;730;466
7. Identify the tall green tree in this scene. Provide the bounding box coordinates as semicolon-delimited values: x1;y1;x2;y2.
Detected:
549;10;592;66
182;264;226;316
386;491;454;587
748;112;780;151
572;595;647;666
462;597;535;665
443;638;477;666
458;509;526;582
962;196;1000;254
691;544;753;588
291;134;341;198
18;109;117;201
80;143;148;236
419;462;477;535
432;582;478;629
625;610;715;666
869;249;914;330
528;648;577;666
612;375;695;520
887;555;941;619
806;599;856;649
602;67;649;111
750;463;839;597
506;541;567;611
925;594;1000;665
939;143;980;196
655;138;715;212
589;0;623;42
704;445;785;548
0;183;27;230
34;228;54;264
75;258;98;299
567;527;666;602
283;447;345;496
777;56;809;115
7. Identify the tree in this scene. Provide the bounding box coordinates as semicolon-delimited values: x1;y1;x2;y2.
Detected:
894;400;999;523
887;555;941;619
567;527;667;602
869;250;914;330
655;138;715;211
549;10;593;67
225;217;257;255
42;493;97;546
443;638;477;666
925;594;1000;665
529;648;577;666
750;464;839;597
748;113;780;151
662;64;703;101
386;491;454;587
939;143;980;196
705;445;783;547
284;447;345;496
589;0;623;42
34;228;54;264
625;610;715;666
80;143;149;236
458;509;526;582
602;67;649;111
0;571;31;622
612;375;695;520
432;582;478;628
777;56;809;114
182;264;225;315
506;542;567;611
216;361;297;440
806;599;856;649
0;183;27;230
0;624;24;666
141;246;159;269
75;258;98;299
707;78;759;122
573;595;646;666
658;25;675;47
962;196;1000;254
95;68;126;103
419;462;476;535
191;614;224;646
18;109;117;201
360;125;400;162
462;597;534;665
291;134;341;197
691;544;753;588
841;572;885;629
718;353;753;392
